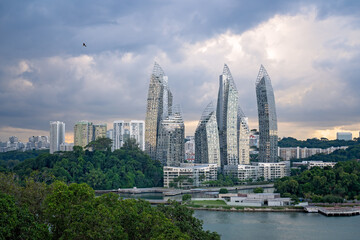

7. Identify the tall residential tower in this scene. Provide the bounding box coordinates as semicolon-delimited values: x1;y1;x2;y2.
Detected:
50;121;65;154
256;65;278;162
145;62;173;160
156;106;185;166
216;64;239;166
195;102;221;167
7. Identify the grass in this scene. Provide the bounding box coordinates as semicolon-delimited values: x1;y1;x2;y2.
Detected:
190;200;227;206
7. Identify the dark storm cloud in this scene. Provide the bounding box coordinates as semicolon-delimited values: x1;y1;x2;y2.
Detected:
1;0;360;138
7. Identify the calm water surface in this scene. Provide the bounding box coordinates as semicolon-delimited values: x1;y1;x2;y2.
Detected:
194;210;360;240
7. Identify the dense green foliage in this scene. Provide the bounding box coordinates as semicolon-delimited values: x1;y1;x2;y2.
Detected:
0;173;219;239
275;160;360;202
11;140;163;190
253;187;264;193
157;201;220;240
292;144;360;163
0;150;49;171
279;137;360;148
219;188;228;194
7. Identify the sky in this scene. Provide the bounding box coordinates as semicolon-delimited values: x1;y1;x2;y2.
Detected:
1;0;360;142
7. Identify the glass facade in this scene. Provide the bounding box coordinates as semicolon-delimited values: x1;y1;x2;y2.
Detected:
216;64;239;166
256;65;278;162
156;106;185;166
237;107;250;164
145;62;172;160
195;102;221;167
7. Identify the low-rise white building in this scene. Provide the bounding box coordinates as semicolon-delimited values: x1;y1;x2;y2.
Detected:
223;165;258;181
59;142;74;152
223;161;290;181
257;161;290;181
293;161;337;169
163;163;217;188
278;146;348;161
228;193;291;207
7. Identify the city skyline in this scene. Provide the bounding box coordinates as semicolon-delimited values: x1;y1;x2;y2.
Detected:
1;1;360;142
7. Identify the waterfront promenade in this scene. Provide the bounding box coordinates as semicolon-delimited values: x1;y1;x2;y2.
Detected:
95;183;274;195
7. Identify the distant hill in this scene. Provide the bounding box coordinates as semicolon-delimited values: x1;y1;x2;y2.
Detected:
279;137;360;149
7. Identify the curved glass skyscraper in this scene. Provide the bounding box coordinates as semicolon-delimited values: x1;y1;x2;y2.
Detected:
216;64;239;166
256;65;278;163
145;62;173;160
195;102;221;167
237;107;250;165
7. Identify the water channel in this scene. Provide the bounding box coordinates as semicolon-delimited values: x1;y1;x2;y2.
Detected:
194;210;360;240
114;188;360;239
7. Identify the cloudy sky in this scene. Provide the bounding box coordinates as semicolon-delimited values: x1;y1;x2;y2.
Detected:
1;0;360;142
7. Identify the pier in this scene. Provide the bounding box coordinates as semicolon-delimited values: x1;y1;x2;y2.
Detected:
318;207;360;216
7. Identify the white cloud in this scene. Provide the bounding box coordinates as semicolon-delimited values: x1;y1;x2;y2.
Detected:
1;7;360;140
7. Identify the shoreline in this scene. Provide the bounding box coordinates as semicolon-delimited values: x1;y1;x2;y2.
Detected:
188;206;305;213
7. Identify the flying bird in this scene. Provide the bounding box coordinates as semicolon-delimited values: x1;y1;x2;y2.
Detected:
83;43;87;47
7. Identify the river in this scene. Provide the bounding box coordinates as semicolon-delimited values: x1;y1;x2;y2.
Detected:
194;210;360;240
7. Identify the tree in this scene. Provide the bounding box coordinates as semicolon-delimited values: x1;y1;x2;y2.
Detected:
253;187;264;193
122;138;140;151
86;137;113;151
0;193;49;240
219;188;228;194
182;194;192;202
158;200;220;240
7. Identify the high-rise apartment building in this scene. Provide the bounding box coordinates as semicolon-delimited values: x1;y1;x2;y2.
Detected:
74;120;93;148
113;120;125;150
145;62;173;160
256;65;278;162
112;120;145;151
336;132;352;141
195;102;221;167
50;121;65;154
156;107;185;166
238;108;250;165
216;64;239;166
93;124;107;140
130;120;145;151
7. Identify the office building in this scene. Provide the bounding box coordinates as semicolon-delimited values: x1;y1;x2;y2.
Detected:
195;102;221;167
145;62;173;160
156;107;184;166
50;121;65;154
256;65;278;162
163;163;218;188
336;132;352;141
74;120;93;148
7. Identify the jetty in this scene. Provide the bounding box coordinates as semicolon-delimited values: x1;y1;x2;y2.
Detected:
318;207;360;216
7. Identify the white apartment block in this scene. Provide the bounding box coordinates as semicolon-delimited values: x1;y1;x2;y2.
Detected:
59;142;74;152
113;120;145;151
278;146;348;161
50;121;65;154
223;165;258;182
163;163;218;188
258;161;290;181
293;161;337;169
